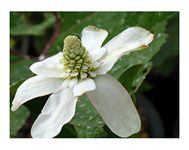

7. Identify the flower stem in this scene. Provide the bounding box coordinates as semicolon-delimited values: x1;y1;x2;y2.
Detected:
40;12;62;59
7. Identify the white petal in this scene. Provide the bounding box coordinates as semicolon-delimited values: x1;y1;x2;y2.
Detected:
62;79;71;88
98;27;154;74
86;75;141;137
81;26;108;52
31;88;77;138
73;78;96;97
11;76;63;111
30;52;63;77
69;78;78;88
90;47;107;61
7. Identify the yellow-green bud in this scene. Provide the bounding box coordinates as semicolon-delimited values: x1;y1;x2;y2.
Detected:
64;35;81;51
62;35;97;79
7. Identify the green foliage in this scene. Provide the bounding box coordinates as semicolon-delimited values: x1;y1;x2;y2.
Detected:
10;105;30;137
48;12;174;54
10;12;55;36
10;58;35;86
152;14;179;77
70;96;107;138
120;63;152;93
10;12;178;138
10;56;35;137
10;79;31;137
110;16;170;79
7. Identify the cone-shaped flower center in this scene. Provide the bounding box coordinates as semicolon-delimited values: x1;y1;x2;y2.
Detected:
62;35;97;79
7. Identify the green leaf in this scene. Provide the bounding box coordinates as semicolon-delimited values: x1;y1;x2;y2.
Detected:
10;13;55;36
10;105;30;137
119;63;152;93
152;14;179;77
10;59;35;86
70;96;107;138
59;12;93;32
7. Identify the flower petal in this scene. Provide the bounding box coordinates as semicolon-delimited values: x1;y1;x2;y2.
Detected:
73;78;96;97
98;27;154;74
31;88;77;138
86;75;141;137
81;26;108;52
90;47;107;61
30;52;63;77
11;76;63;111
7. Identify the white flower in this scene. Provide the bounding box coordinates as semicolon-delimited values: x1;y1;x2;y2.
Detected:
11;26;154;138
